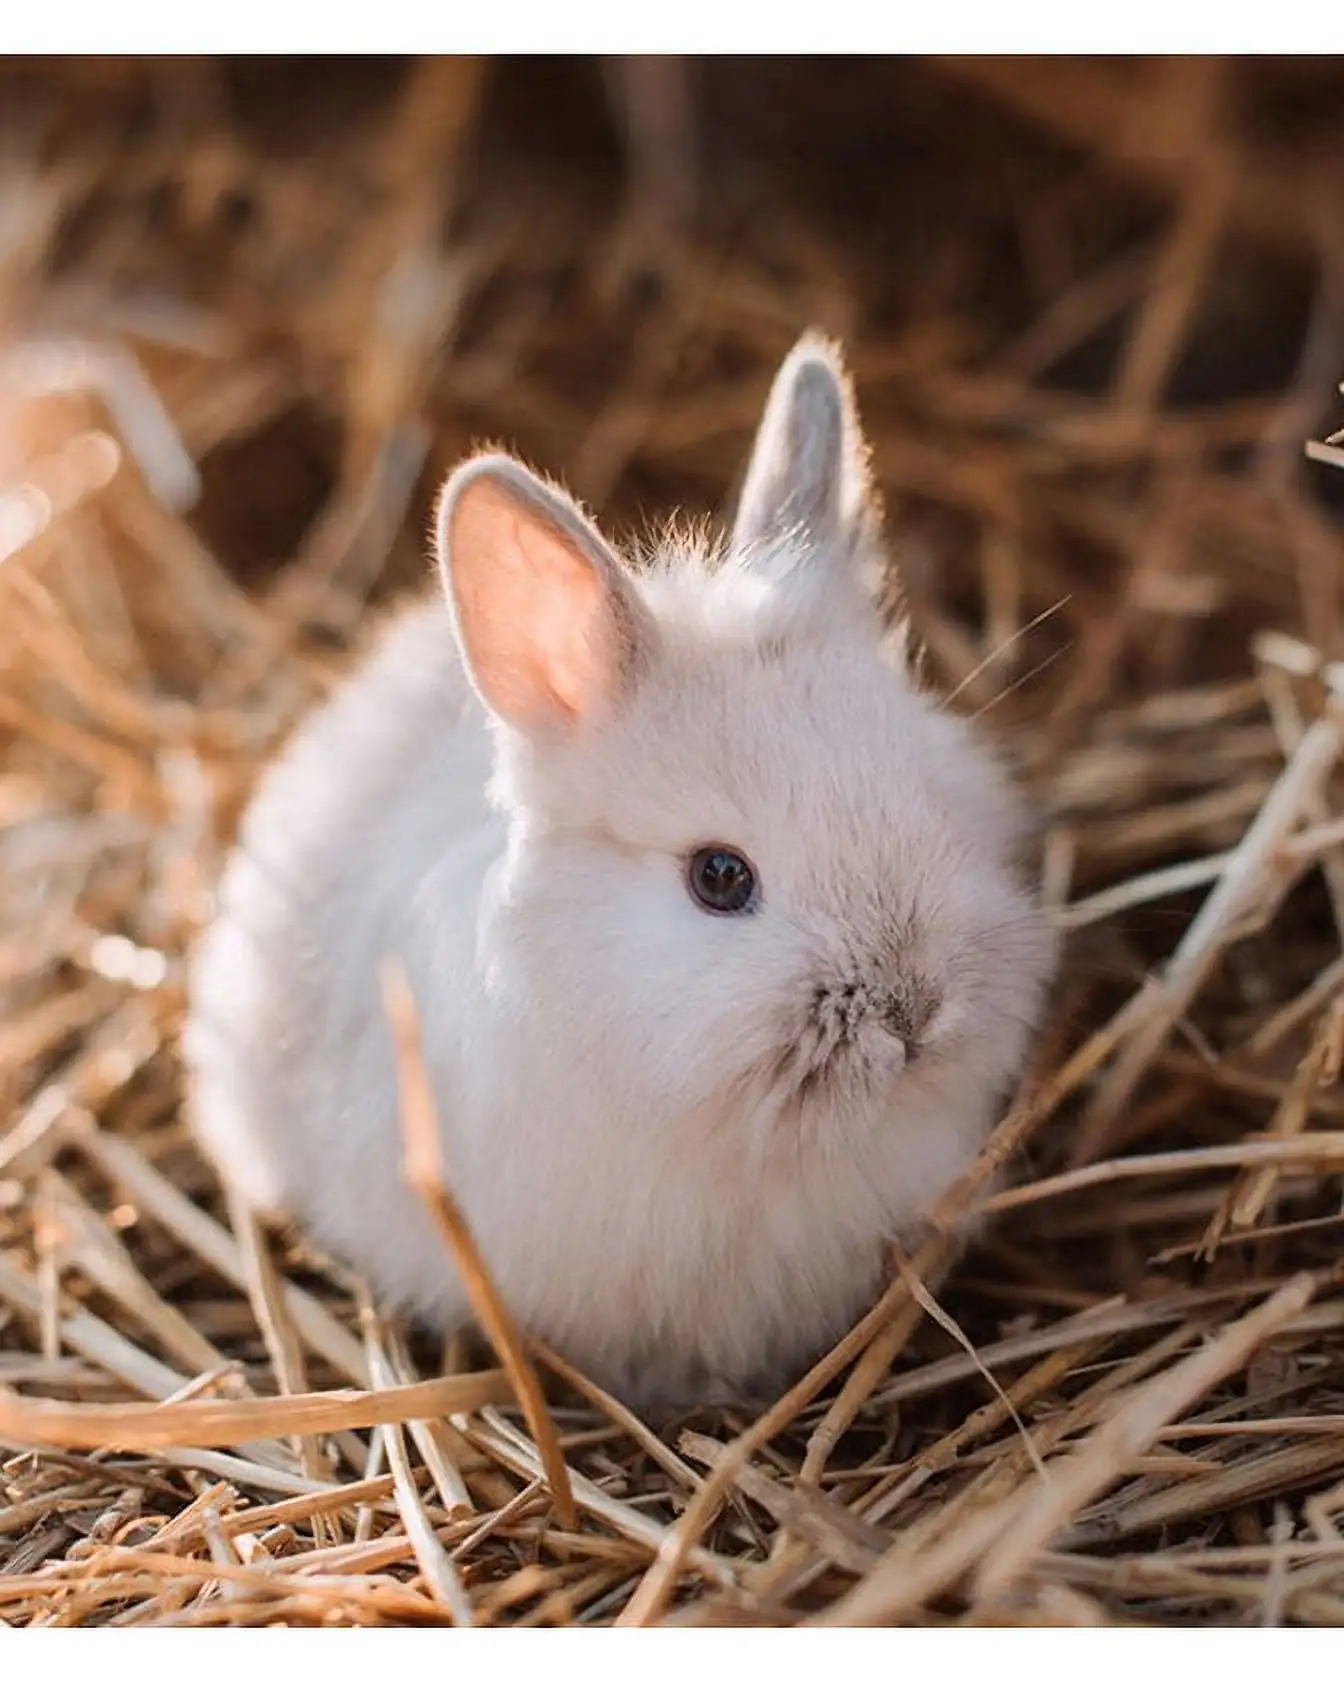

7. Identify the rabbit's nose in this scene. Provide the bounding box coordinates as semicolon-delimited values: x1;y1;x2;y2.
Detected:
878;987;940;1063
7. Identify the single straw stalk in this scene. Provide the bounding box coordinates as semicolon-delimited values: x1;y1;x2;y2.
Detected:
379;958;577;1531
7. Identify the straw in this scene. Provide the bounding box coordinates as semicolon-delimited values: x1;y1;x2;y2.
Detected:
4;56;1344;1627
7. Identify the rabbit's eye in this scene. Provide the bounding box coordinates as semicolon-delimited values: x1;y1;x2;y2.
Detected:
688;846;758;915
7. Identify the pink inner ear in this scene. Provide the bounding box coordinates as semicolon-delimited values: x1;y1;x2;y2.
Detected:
449;479;615;732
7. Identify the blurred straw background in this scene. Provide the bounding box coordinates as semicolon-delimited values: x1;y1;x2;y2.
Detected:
2;55;1344;1627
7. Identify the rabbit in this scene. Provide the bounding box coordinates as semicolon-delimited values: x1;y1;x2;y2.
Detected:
183;332;1058;1410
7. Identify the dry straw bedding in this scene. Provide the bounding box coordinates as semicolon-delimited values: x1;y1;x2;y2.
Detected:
1;57;1344;1626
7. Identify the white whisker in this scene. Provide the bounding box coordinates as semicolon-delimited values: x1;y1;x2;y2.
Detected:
946;594;1073;708
969;641;1073;721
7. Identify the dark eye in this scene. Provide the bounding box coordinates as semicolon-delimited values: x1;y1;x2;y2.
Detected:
687;846;758;915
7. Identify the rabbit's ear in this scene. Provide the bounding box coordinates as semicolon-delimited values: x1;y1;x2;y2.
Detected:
730;333;878;559
435;455;648;735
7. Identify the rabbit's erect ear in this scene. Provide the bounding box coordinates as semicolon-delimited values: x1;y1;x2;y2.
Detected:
731;333;878;558
435;455;647;735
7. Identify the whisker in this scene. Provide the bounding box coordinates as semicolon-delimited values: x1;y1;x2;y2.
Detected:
945;595;1073;708
968;640;1073;722
946;908;1059;958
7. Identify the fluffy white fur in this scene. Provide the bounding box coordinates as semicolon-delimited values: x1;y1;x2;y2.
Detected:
184;334;1058;1409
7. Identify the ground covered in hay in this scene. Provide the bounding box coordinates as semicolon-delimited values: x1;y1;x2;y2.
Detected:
2;56;1344;1627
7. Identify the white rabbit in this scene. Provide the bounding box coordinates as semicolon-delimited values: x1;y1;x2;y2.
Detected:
184;333;1057;1409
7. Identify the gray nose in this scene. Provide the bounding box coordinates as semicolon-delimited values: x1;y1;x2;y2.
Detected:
878;988;940;1062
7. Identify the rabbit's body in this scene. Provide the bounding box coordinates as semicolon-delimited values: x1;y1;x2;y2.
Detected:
186;336;1057;1408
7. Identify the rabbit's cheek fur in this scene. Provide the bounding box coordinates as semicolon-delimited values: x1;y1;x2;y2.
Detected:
487;818;1049;1174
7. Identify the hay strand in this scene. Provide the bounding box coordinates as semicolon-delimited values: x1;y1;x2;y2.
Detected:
379;958;578;1531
